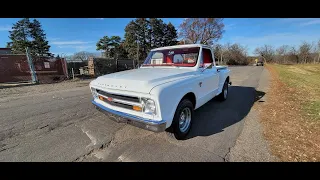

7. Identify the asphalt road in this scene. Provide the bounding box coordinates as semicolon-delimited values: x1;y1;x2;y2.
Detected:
0;66;265;162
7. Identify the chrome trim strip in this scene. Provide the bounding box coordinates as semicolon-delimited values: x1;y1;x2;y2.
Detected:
92;100;165;125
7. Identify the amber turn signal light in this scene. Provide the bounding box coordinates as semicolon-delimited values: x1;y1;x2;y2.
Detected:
99;96;104;100
133;106;142;111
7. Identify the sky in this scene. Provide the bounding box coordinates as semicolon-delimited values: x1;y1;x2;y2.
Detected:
1;18;320;56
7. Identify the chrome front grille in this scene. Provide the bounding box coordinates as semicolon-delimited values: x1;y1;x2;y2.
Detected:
96;89;141;111
96;89;140;103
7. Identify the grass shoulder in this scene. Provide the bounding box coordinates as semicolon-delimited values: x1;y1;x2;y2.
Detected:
259;64;320;162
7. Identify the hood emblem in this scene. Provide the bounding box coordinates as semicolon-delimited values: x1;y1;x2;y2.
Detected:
107;97;113;102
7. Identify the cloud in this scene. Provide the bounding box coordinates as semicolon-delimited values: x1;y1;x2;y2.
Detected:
279;18;314;22
225;23;236;30
0;25;12;31
51;40;93;45
75;45;94;51
300;19;320;26
48;37;60;41
57;45;94;51
233;33;293;44
278;18;320;26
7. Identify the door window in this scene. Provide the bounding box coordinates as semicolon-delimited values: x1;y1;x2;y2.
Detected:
202;48;213;69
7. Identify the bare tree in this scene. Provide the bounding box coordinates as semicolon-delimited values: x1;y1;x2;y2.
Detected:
72;51;96;61
288;46;299;64
276;45;290;64
251;40;320;64
254;45;275;63
317;40;320;63
224;43;249;65
298;41;313;63
179;18;225;45
213;44;226;65
177;39;193;45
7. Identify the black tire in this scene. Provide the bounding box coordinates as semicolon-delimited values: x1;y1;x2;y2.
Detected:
217;80;228;101
166;98;194;140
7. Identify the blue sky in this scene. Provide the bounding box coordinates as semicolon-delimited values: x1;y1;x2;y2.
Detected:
1;18;320;56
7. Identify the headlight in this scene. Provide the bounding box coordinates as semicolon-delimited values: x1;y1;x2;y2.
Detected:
141;98;156;115
91;87;98;98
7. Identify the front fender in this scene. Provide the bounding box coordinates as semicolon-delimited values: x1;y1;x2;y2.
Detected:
150;78;198;128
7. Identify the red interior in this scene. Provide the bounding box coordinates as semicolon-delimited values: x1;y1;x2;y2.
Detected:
164;48;199;66
166;56;173;63
143;63;195;67
202;49;213;64
143;47;200;67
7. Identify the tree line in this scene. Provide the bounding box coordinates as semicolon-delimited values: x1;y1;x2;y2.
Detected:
95;18;224;61
213;43;249;65
6;18;51;57
6;18;225;62
254;41;320;64
211;40;320;65
8;18;319;65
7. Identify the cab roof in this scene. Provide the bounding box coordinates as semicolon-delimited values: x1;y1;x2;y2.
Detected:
151;44;211;51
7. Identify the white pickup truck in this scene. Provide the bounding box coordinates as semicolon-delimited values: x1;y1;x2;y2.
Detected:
90;44;231;139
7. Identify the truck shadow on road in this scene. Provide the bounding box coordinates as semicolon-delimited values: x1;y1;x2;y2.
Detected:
186;86;265;139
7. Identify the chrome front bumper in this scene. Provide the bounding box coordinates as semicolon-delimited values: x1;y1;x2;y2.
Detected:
92;100;166;132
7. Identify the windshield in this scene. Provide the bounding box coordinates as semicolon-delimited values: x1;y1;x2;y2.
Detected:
142;47;200;67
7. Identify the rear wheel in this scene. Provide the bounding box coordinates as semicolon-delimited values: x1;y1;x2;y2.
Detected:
167;98;194;140
217;80;228;101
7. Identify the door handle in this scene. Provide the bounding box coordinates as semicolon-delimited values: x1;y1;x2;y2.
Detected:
217;69;220;72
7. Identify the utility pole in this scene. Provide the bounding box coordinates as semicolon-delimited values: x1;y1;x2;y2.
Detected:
61;53;69;79
26;47;38;83
22;24;38;84
137;40;139;67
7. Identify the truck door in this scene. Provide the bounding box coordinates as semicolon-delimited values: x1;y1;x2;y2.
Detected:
199;48;219;100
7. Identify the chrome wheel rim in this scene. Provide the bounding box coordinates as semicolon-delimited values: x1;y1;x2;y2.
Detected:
179;107;191;133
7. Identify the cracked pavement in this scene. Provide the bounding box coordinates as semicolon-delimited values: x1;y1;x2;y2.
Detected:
0;66;268;162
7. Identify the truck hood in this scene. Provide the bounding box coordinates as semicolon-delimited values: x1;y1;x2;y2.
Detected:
92;67;196;94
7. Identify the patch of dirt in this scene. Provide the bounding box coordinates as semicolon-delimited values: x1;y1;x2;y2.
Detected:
257;65;320;162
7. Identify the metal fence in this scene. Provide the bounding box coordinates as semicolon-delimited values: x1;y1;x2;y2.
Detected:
0;54;137;83
66;60;87;77
116;59;137;72
0;54;68;83
89;58;137;77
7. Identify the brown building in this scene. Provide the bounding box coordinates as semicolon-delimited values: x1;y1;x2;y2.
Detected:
0;48;12;55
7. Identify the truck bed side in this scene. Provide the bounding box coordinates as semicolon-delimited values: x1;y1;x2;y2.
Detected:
216;65;230;95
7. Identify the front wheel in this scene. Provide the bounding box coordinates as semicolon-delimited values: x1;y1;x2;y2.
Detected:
167;99;194;140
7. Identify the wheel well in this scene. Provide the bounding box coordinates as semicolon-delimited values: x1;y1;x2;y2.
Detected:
181;92;196;109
